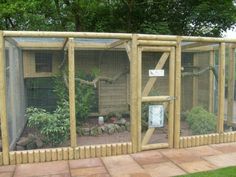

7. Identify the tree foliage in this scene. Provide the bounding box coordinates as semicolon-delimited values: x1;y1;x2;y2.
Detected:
0;0;236;36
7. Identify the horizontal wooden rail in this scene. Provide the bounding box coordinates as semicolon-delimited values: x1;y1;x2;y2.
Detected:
142;96;174;102
142;143;168;151
141;47;171;52
3;31;132;39
138;40;176;46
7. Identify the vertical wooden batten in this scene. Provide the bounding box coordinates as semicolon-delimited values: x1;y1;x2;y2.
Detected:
174;37;182;148
209;50;215;113
227;46;235;126
218;43;225;133
0;31;10;165
130;34;139;152
68;38;77;147
168;47;175;148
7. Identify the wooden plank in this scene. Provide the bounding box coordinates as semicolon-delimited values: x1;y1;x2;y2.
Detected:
63;148;69;160
116;144;122;155
22;151;28;164
68;38;77;147
179;138;183;148
183;137;188;148
16;151;22;164
182;42;212;50
96;146;101;157
227;47;235;125
138;40;176;46
142;52;170;96
121;143;127;154
106;144;112;156
51;149;57;161
79;147;85;159
141;128;155;146
111;144;117;156
195;136;200;146
141;46;171;52
191;136;196;147
85;146;90;158
57;148;63;161
209;50;214;112
141;96;174;102
68;148;74;160
187;137;191;147
192;54;199;107
40;150;46;162
0;31;10;165
46;149;52;162
34;150;40;163
141;143;168;150
218;43;225;133
90;146;96;158
216;134;220;144
125;41;132;62
168;47;175;148
130;34;139;153
101;145;106;157
174;37;182;148
9;152;16;165
127;143;132;153
28;151;34;163
108;39;127;49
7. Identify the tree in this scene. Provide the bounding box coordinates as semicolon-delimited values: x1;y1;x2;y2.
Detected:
0;0;235;36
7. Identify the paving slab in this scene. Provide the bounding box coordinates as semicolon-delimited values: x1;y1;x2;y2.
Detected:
178;160;217;173
160;149;201;164
143;162;186;177
0;165;15;173
0;173;13;177
186;146;222;157
131;150;168;166
210;142;236;153
102;155;145;177
41;174;71;177
203;152;236;167
70;166;108;177
69;158;103;169
13;161;69;177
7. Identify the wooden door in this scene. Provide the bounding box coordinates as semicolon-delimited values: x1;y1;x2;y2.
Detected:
138;46;175;150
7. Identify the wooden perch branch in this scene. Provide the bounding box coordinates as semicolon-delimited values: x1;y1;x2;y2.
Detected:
63;68;129;88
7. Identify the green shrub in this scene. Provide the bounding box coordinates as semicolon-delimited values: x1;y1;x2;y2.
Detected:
27;100;70;146
186;106;216;135
53;69;98;123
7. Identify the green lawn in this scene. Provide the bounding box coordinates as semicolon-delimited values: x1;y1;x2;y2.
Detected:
177;166;236;177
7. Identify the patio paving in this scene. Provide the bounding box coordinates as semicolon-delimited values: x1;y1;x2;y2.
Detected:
2;142;236;177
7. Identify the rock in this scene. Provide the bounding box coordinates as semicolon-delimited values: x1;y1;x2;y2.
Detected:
17;137;30;146
116;118;126;125
97;127;103;135
108;127;115;134
35;138;43;148
82;128;90;136
120;125;126;132
90;127;99;136
16;145;25;151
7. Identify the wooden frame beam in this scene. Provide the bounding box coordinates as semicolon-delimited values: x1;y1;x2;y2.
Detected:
182;42;212;50
0;31;10;165
130;34;140;152
5;37;19;47
227;46;235;126
68;38;77;147
141;47;171;52
138;40;176;46
217;42;225;133
108;39;127;49
209;50;215;113
142;96;174;102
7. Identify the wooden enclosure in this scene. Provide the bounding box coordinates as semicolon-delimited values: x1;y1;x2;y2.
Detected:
0;31;236;165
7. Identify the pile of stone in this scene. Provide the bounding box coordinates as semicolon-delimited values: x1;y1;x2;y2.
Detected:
77;118;130;136
16;133;43;150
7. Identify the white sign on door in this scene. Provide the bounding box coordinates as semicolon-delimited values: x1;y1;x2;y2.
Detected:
149;69;165;77
148;105;164;128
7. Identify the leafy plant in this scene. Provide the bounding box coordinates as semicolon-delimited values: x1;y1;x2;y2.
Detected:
53;69;98;123
186;106;216;135
26;100;70;146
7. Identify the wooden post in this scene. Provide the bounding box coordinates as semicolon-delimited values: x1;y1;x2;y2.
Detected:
0;31;10;165
192;54;199;107
209;50;215;113
68;38;77;147
130;34;140;152
227;46;235;126
218;43;225;133
168;47;175;148
174;37;182;148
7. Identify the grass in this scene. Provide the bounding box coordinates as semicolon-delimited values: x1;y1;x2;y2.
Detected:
177;166;236;177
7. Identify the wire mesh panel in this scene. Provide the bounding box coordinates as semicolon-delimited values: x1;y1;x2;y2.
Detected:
74;40;131;146
180;45;218;137
224;46;236;132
